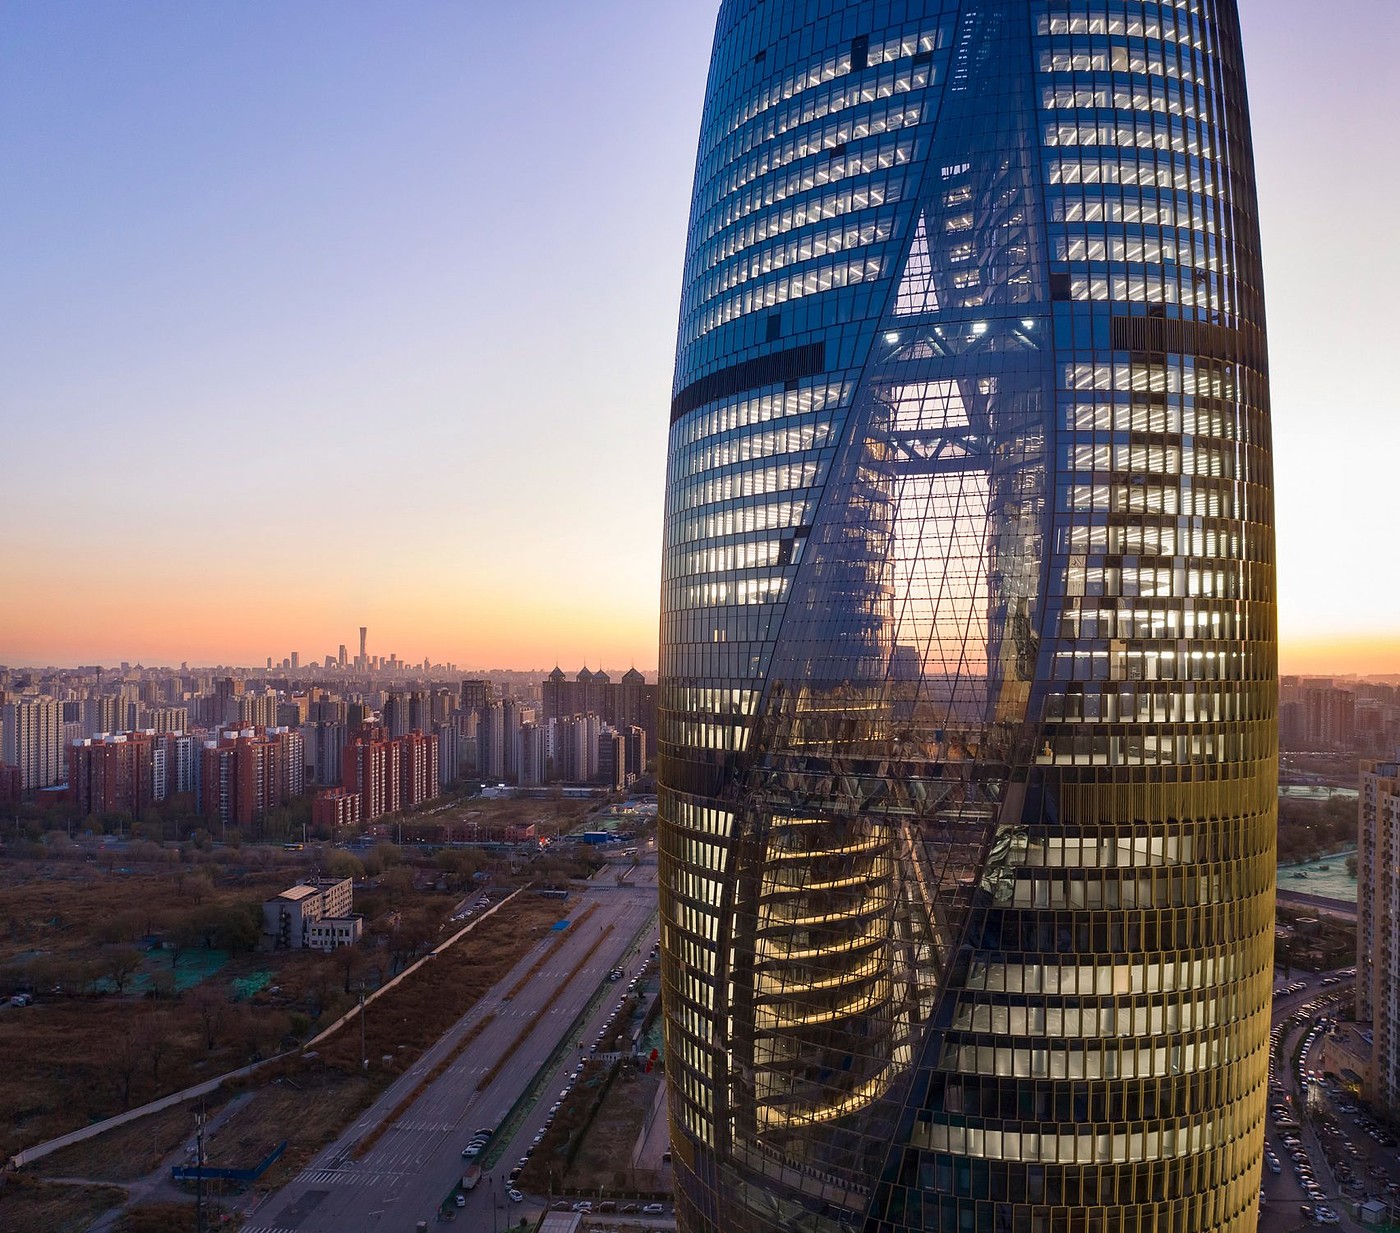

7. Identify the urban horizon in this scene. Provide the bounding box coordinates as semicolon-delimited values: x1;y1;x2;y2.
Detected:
1;639;1396;679
2;1;1397;679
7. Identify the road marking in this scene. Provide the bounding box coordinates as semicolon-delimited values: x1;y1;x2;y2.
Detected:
294;1168;411;1187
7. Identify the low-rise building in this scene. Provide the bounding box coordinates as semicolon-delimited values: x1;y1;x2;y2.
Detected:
262;876;357;950
307;915;363;950
1319;1022;1374;1097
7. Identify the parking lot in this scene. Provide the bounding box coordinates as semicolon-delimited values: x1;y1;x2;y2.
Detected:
1260;970;1400;1231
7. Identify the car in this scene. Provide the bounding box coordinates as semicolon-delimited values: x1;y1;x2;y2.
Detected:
1316;1210;1340;1226
508;1168;522;1182
525;1146;535;1157
508;1189;524;1203
560;1089;570;1099
621;1203;640;1213
1266;1159;1281;1174
643;1202;666;1214
572;1201;593;1212
461;1146;480;1158
550;1102;562;1113
518;1156;529;1167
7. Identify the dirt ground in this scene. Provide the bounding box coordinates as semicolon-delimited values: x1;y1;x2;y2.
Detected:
565;1067;662;1191
36;1101;211;1183
203;1070;373;1191
0;1175;128;1232
518;1059;661;1197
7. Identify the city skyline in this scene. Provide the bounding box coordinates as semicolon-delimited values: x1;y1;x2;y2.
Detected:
2;0;1397;674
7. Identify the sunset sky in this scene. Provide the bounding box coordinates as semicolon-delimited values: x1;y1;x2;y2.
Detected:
1;1;1395;675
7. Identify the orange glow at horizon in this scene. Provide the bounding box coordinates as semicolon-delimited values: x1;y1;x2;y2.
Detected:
3;568;1396;680
0;561;660;672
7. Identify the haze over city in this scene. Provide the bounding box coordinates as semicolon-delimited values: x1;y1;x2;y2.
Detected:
2;0;1396;673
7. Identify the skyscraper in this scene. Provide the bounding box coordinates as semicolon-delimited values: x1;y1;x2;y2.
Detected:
658;4;1276;1231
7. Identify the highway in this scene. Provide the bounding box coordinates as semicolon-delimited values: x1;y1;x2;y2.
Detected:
243;864;660;1233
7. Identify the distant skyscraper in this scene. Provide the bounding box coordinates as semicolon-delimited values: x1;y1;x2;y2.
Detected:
82;694;120;738
658;3;1276;1231
1;698;64;790
460;678;495;713
383;692;410;739
359;626;368;671
477;701;506;781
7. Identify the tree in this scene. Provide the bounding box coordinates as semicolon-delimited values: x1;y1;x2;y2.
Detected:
105;945;144;994
435;848;479;889
184;873;215;905
185;902;262;953
187;983;229;1052
381;866;414;906
327;850;365;881
339;944;368;995
374;842;403;868
144;1010;173;1084
108;1027;144;1109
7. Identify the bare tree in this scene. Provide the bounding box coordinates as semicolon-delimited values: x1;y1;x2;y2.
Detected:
104;944;144;995
187;982;229;1052
144;1010;172;1085
108;1028;144;1110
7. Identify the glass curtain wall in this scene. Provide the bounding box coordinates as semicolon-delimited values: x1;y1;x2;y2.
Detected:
659;3;1275;1231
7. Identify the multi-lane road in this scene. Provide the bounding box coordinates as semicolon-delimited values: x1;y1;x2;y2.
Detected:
244;864;659;1233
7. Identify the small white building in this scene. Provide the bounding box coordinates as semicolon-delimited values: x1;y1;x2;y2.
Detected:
263;877;359;950
307;915;363;951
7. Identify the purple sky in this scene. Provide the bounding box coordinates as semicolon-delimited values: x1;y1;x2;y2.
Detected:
1;1;1395;672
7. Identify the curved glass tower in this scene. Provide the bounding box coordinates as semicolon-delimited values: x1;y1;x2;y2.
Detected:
658;3;1276;1232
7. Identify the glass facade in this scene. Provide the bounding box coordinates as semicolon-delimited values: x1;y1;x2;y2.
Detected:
658;2;1275;1231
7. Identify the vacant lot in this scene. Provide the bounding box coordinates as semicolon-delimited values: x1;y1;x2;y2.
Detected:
36;1100;208;1183
0;843;568;1165
0;1175;128;1232
17;887;569;1226
566;1067;662;1192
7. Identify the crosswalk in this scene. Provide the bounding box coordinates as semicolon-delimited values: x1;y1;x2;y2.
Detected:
291;1167;406;1187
